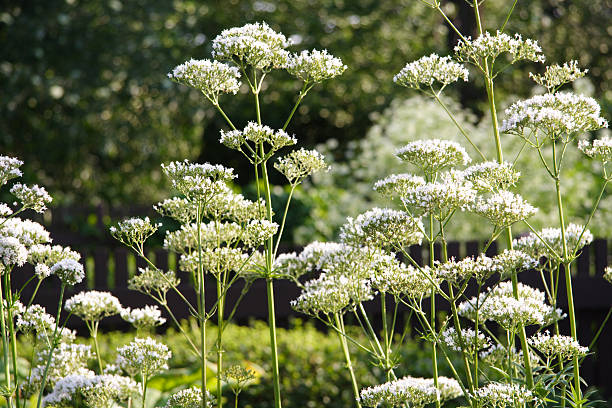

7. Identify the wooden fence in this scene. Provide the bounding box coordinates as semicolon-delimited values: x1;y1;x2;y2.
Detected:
13;205;612;398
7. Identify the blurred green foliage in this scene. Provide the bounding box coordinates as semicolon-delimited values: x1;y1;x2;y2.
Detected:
1;0;610;209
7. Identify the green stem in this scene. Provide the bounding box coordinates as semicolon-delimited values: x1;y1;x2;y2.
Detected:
273;184;297;259
334;313;362;408
197;206;208;408
36;284;66;408
0;273;13;408
141;376;148;408
282;84;310;131
428;215;440;408
266;278;281;408
380;293;392;381
214;103;237;130
91;321;104;373
260;157;282;408
217;278;224;408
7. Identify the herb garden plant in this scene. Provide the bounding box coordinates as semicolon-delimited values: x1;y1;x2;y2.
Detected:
0;3;611;408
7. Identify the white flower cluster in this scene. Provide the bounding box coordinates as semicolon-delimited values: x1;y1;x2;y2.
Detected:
244;219;279;247
501;92;608;136
0;217;51;246
121;305;166;331
604;266;612;284
155;197;198;224
436;250;536;284
373;174;426;198
30;343;94;389
339;207;424;248
168;59;241;104
471;382;534;408
472;190;537;227
395;139;471;174
64;291;123;322
530;60;587;91
455;31;545;65
459;281;562;330
10;183;52;213
370;259;437;298
440;327;490;353
50;258;85;286
128;267;180;299
528;331;588;360
165;387;215;408
274;148;329;185
360;376;461;407
394;54;469;89
0;203;12;217
212;22;291;71
0;236;28;267
161;160;236;201
220;122;297;156
286;49;347;83
116;337;171;378
513;223;593;260
0;155;23;186
291;272;372;316
16;304;55;335
578;135;612;164
400;173;477;219
44;373;138;407
110;217;161;250
462;161;520;192
163;221;242;254
28;244;80;268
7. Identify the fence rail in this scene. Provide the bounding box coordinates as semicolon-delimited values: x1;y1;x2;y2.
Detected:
14;205;612;397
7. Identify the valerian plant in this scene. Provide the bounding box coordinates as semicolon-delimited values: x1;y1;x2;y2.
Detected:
290;2;609;408
111;21;344;408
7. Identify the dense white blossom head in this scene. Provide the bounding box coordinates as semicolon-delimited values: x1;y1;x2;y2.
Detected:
528;331;588;360
165;387;215;408
65;291;122;322
455;31;545;67
471;382;535;408
10;183;52;213
43;373;138;407
501;92;608;137
121;305;166;331
339;208;424;248
220;122;297;160
275;148;329;185
212;22;291;71
530;60;588;92
128;267;180;299
462;161;520;192
287;49;347;83
50;259;85;286
155;197;198;224
459;281;562;330
161;160;236;202
394;54;468;90
16;304;54;335
395;139;471;175
110;217;161;251
578;135;612;165
0;218;51;247
0;155;23;186
29;343;94;389
513;223;593;260
440;327;490;354
0;236;28;268
373;174;426;198
360;376;460;407
116;337;171;379
604;266;612;284
472;190;537;227
169;59;241;104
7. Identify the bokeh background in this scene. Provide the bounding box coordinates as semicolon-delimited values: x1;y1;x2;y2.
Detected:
1;0;611;245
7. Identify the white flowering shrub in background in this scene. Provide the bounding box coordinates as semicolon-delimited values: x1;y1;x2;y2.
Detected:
289;3;610;408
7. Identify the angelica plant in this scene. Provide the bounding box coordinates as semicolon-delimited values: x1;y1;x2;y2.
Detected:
294;2;609;408
0;155;88;408
110;21;345;408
